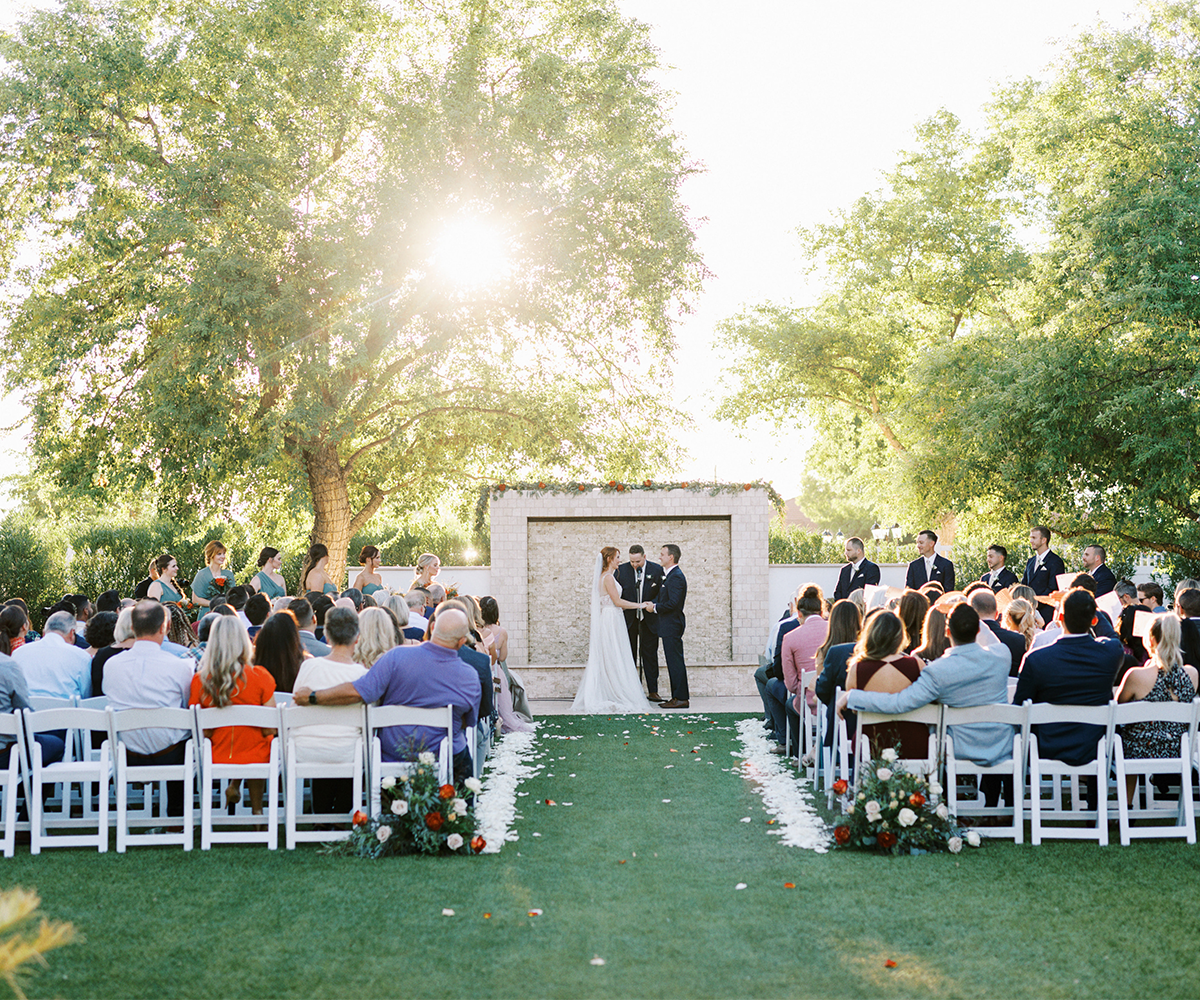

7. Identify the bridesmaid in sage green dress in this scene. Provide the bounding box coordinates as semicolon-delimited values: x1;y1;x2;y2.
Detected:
250;547;288;600
191;540;232;616
352;545;385;598
147;554;186;606
300;543;338;596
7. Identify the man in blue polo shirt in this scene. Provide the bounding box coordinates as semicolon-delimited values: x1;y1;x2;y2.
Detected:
293;608;482;783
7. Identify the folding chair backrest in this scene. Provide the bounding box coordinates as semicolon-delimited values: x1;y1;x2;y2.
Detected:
1112;699;1196;728
856;704;943;730
25;706;109;735
1026;702;1115;727
77;696;108;710
0;714;22;741
110;707;197;745
28;696;75;712
195;704;281;731
942;703;1028;727
280;704;367;743
273;692;294;706
367;703;454;733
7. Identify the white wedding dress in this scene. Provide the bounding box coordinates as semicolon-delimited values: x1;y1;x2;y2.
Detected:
571;562;653;714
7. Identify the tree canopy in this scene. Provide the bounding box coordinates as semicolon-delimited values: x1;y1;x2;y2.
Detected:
0;0;704;581
719;3;1200;570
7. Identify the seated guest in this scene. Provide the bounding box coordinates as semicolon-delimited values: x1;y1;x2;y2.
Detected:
133;557;159;600
310;594;335;643
0;605;29;656
841;604;1013;774
814;600;865;753
249;547;288;600
404;592;430;637
981;544;1019;591
245;593;271;640
163;602;200;662
14;610;91;700
1013;588;1123;793
226;586;252;628
1175;579;1200;611
1138;582;1166;614
477;597;533;734
439;600;494;721
92;608;136;696
253;611;306;693
352;608;398;668
294;608;481;784
969;589;1026;677
0;646;62;766
918;582;944;603
845;589;867;618
190;616;276;815
897;590;929;655
292;607;367;816
1116;614;1197;782
104;601;195;816
1176;588;1200;673
84;611;118;658
765;585;826;754
287;599;330;657
373;595;412;646
913;606;949;666
64;594;93;647
339;588;363;613
846;611;925;759
96;590;121;614
1009;584;1044;627
426;583;447;620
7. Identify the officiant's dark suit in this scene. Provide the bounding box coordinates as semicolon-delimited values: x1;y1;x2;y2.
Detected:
615;558;663;694
832;559;880;602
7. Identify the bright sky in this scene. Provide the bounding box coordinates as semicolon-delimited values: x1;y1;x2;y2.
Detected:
618;0;1138;498
0;0;1139;508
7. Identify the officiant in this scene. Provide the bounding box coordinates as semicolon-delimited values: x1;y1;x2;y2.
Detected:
615;545;665;702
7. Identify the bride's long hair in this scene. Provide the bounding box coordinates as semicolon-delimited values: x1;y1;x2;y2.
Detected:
600;546;619;571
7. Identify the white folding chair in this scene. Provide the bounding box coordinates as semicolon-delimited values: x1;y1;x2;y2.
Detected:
273;692;294;706
854;705;943;795
824;688;852;808
800;672;822;777
24;707;111;853
280;704;367;849
0;716;28;857
108;707;196;852
196;705;281;850
1027;701;1115;845
367;704;453;816
943;702;1030;842
1113;697;1198;846
27;696;75;711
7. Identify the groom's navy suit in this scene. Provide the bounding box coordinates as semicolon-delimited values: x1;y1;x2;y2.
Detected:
615;560;663;694
652;565;688;701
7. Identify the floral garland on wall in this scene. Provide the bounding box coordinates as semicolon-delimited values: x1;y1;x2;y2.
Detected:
474;479;784;539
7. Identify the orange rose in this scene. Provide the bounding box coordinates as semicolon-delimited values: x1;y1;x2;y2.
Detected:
643;479;652;487
878;830;897;850
834;826;851;845
832;779;848;795
909;793;926;808
438;784;455;800
470;835;486;853
352;810;368;826
425;811;444;831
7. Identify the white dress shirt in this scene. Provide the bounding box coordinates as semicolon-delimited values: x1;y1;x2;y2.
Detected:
13;632;91;701
103;640;194;754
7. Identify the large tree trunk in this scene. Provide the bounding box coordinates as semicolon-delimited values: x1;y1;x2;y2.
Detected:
304;443;353;588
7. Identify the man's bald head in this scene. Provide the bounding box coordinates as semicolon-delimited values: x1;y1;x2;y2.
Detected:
432;608;469;645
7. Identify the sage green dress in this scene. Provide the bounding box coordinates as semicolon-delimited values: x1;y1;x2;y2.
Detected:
253;571;287;600
191;566;229;611
362;582;385;597
156;579;185;604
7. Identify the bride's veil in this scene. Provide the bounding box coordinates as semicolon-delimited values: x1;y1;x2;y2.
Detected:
588;551;603;664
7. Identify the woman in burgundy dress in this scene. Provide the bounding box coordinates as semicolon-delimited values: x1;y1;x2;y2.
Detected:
846;610;926;759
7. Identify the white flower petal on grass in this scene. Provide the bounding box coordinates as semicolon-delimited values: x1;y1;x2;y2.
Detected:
442;908;455;916
473;729;540;854
734;883;747;890
734;719;830;853
590;956;606;966
662;799;671;803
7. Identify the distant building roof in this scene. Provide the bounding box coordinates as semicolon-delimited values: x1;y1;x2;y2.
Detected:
782;497;820;531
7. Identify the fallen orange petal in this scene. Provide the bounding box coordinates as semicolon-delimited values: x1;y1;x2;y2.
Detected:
619;860;626;864
545;799;556;805
884;960;897;969
484;913;492;919
784;882;795;888
767;820;776;825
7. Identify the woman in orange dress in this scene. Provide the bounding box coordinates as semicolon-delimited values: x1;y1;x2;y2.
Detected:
189;616;276;816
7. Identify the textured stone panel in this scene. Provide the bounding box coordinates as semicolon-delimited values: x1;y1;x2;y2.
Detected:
525;519;732;665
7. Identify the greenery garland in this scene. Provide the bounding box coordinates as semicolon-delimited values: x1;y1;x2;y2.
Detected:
473;479;785;539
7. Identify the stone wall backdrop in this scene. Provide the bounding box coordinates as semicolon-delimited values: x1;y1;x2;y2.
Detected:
526;518;732;665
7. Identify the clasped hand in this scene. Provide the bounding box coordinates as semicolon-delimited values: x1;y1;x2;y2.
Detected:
640;601;655;612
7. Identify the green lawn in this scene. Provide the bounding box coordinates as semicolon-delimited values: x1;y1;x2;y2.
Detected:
5;713;1200;999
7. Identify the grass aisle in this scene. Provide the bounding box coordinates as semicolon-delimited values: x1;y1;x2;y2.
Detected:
4;713;1200;998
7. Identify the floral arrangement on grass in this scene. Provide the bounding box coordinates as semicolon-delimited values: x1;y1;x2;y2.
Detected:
832;748;982;855
326;753;487;857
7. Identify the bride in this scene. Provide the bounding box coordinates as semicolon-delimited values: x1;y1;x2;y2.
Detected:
571;547;654;714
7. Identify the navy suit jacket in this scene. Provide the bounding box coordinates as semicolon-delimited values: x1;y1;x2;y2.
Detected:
1012;633;1122;765
614;560;663;629
1091;564;1117;596
814;642;856;748
833;559;880;602
980;567;1019;592
983;618;1026;677
458;645;494;719
653;567;687;639
1021;551;1067;597
905;554;955;593
772;618;802;679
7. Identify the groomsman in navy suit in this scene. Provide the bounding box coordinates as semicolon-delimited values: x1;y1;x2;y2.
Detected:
832;537;880;602
1021;525;1067;621
1081;544;1117;597
980;544;1019;592
614;544;664;701
905;529;956;593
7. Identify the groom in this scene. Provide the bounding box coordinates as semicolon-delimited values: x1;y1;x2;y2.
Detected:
645;543;688;709
614;545;664;701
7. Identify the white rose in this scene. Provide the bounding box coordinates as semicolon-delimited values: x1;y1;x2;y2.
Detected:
966;830;981;848
446;833;464;850
928;781;943;796
897;808;917;828
464;777;483;793
948;836;962;854
390;799;409;816
452;798;468;815
880;748;898;762
846;804;855;814
377;825;392;842
935;804;949;820
381;776;396;790
864;799;881;815
419;751;436;766
876;768;893;782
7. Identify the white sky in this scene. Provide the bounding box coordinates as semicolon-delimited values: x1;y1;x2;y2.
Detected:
0;0;1139;507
